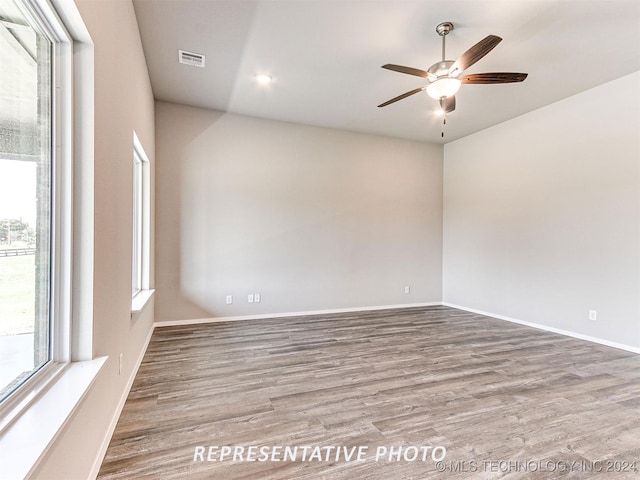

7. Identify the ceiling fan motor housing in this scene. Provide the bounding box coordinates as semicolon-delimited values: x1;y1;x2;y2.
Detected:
427;60;454;82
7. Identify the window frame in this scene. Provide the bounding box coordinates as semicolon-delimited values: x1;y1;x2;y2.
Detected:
0;0;101;476
131;131;152;312
0;0;73;428
132;148;143;296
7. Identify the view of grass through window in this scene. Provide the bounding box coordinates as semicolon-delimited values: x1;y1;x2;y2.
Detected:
0;0;52;401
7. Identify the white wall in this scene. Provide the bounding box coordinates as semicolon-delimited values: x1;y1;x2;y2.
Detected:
32;0;155;478
155;102;443;322
443;71;640;349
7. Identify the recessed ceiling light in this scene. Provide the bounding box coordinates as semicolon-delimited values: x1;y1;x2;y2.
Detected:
256;74;272;85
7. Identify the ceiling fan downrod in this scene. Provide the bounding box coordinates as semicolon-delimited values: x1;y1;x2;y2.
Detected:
436;22;453;138
435;22;453;62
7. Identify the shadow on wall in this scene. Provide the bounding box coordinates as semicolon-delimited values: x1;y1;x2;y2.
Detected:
155;106;226;322
159;107;443;321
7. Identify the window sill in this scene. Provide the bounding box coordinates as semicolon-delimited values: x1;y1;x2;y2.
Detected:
0;357;107;479
131;289;155;315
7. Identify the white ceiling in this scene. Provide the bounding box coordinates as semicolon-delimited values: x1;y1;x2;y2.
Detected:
132;0;640;144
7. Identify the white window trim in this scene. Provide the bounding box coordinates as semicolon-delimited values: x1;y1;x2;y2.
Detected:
132;288;155;314
132;149;143;296
0;0;73;426
131;132;153;315
0;358;106;479
0;0;101;476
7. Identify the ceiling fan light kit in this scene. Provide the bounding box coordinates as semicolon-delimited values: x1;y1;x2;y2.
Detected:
378;21;528;137
426;77;461;99
256;74;272;84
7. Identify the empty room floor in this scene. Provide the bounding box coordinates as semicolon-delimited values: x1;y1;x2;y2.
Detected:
98;306;640;479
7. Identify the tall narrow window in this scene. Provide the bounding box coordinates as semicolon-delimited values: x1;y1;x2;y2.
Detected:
132;133;149;302
0;0;54;401
132;150;143;296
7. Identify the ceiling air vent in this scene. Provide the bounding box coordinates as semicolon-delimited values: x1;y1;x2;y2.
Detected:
178;49;205;68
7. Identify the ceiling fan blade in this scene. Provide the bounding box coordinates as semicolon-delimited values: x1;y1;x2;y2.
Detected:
439;96;456;113
459;72;528;84
381;64;429;78
377;87;425;108
449;35;502;77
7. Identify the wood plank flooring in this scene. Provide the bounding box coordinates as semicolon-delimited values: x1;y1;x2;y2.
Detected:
98;306;640;479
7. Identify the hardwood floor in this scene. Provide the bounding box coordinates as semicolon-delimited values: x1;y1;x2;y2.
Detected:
98;306;640;479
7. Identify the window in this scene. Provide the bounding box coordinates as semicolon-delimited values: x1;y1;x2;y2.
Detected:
132;149;143;296
0;1;102;476
131;132;150;309
0;0;64;404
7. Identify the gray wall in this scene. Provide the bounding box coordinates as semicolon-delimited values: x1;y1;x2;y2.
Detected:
443;71;640;349
155;102;443;321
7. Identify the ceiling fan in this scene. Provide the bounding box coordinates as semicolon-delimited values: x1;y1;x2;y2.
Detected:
378;22;527;129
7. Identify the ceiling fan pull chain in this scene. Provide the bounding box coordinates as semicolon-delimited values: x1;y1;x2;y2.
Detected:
441;112;446;138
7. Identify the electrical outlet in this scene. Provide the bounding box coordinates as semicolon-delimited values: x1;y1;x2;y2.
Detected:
225;295;233;305
248;294;254;303
589;310;597;321
254;293;261;303
119;353;123;375
404;286;410;294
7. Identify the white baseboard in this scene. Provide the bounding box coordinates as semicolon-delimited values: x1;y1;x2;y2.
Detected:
148;300;639;365
442;302;640;355
88;325;155;479
154;302;442;328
